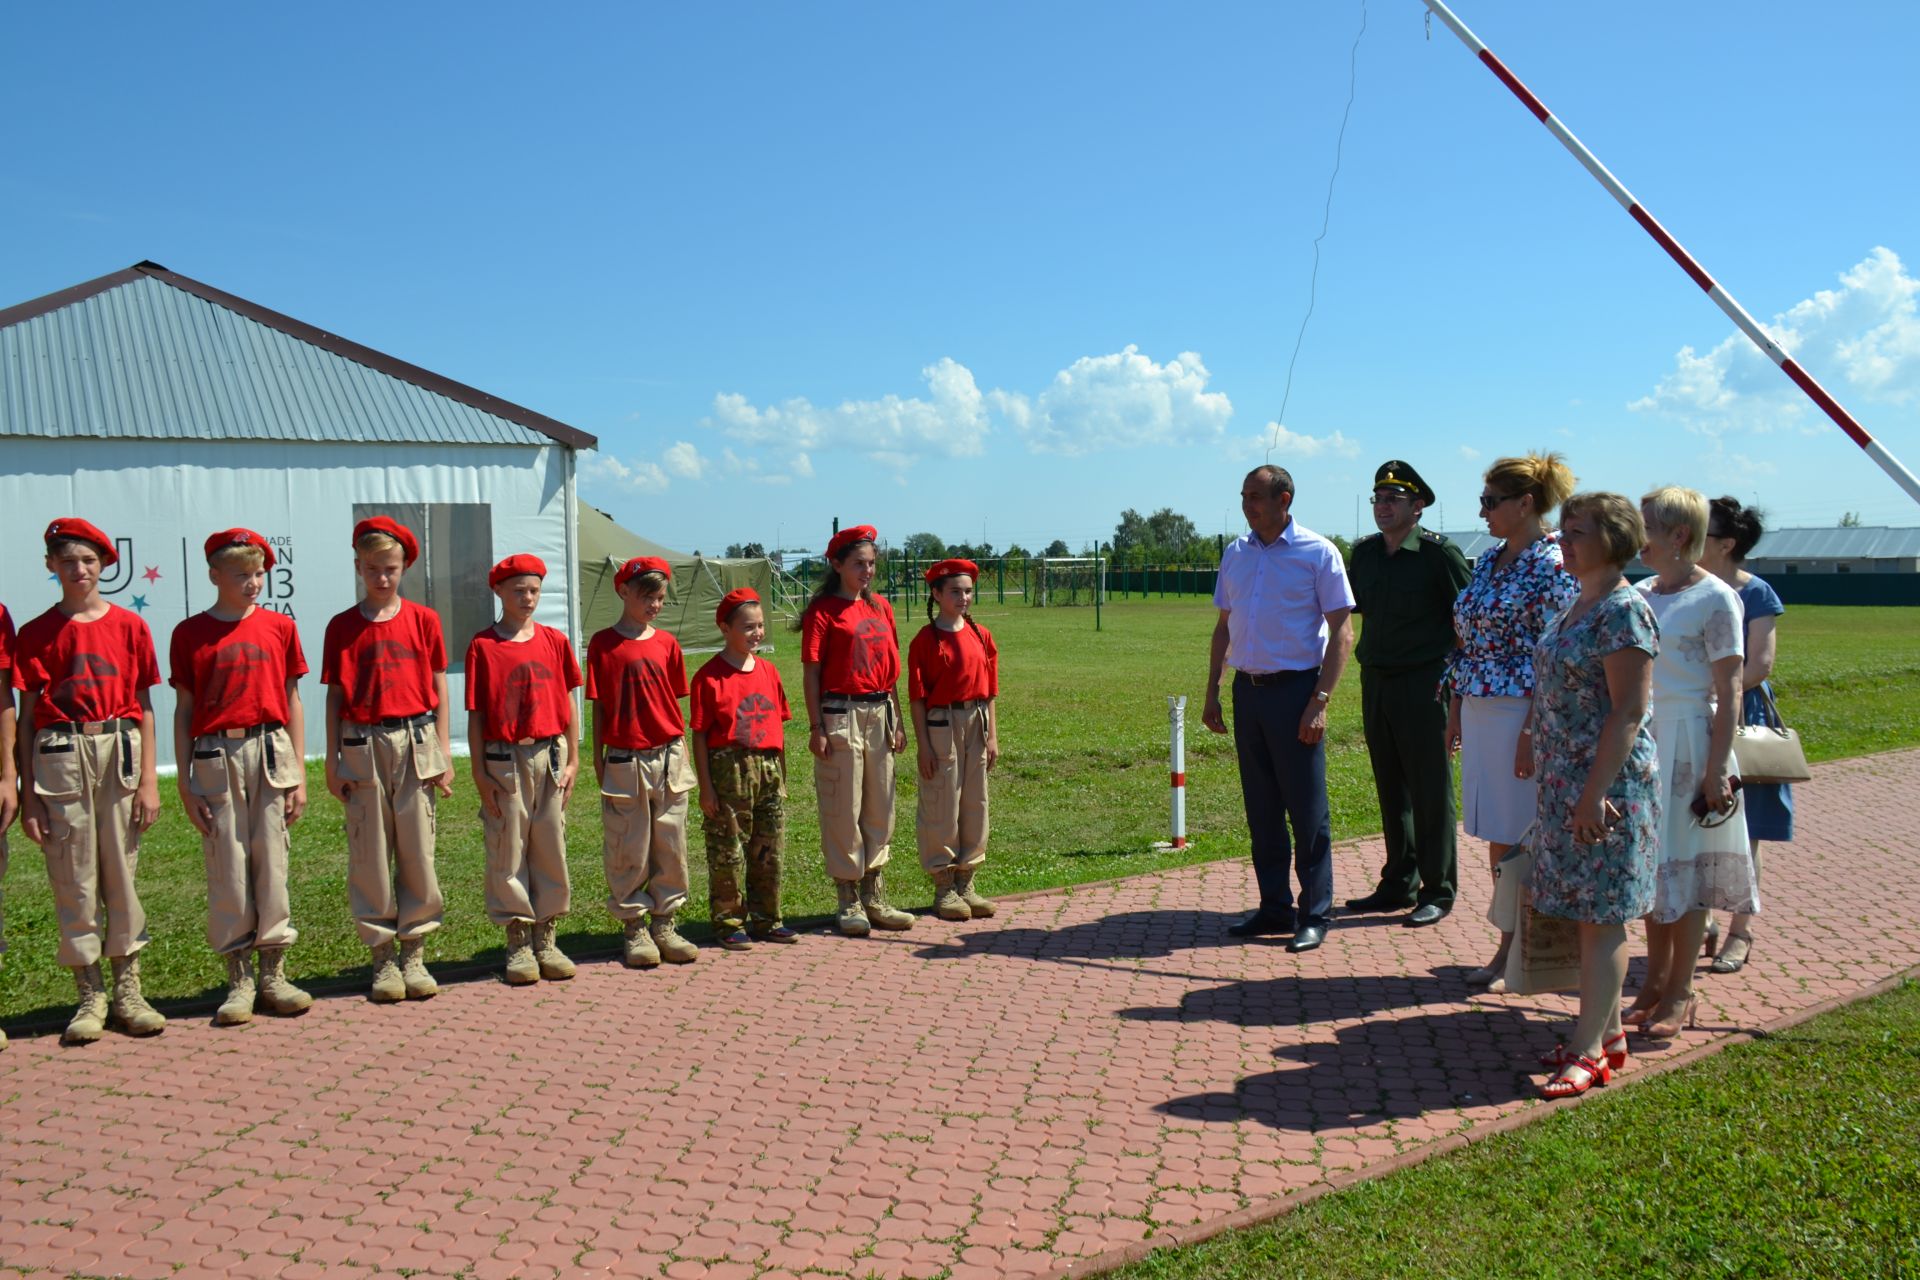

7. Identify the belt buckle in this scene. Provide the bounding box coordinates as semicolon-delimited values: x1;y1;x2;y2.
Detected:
222;727;250;740
515;736;537;746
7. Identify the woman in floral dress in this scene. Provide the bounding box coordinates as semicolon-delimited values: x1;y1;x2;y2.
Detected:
1520;492;1660;1098
1446;453;1579;987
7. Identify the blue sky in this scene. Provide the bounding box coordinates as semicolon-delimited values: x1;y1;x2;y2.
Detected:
6;2;1918;554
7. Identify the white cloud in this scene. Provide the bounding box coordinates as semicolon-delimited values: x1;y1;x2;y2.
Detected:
1632;246;1920;430
708;345;1248;471
709;356;990;468
1243;421;1361;461
581;452;669;494
662;441;706;480
1458;444;1481;461
991;346;1234;456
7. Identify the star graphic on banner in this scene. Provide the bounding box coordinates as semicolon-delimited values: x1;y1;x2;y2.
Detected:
130;595;150;612
142;566;162;583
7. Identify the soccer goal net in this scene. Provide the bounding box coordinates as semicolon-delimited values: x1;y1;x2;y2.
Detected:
1030;556;1107;607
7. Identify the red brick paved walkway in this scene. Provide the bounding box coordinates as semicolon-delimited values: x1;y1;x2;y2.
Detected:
4;751;1916;1280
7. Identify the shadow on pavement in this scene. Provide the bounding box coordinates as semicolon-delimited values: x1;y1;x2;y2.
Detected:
1155;1007;1540;1131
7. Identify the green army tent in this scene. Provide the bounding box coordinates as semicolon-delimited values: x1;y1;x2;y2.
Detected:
577;502;775;653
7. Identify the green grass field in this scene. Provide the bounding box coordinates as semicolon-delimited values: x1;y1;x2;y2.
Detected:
1;601;1915;1026
1112;977;1920;1280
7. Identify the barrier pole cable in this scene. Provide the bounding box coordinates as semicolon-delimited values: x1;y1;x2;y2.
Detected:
1421;0;1920;507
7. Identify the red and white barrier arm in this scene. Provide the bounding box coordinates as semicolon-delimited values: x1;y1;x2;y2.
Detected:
1422;0;1920;507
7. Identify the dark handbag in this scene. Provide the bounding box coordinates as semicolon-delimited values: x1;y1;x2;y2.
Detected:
1732;687;1811;785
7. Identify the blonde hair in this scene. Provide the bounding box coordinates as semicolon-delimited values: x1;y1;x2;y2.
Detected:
1641;485;1709;561
354;530;404;558
210;544;266;571
1561;492;1646;569
1484;452;1577;521
619;570;669;597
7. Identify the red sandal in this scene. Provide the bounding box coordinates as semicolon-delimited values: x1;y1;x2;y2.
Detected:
1540;1032;1628;1072
1540;1053;1612;1099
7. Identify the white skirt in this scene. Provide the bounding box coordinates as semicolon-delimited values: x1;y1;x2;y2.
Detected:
1461;695;1536;845
1648;708;1760;923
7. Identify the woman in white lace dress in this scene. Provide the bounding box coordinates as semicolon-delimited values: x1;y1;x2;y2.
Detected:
1627;486;1759;1038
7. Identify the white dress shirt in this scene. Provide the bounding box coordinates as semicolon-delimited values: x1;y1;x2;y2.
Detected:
1213;519;1355;673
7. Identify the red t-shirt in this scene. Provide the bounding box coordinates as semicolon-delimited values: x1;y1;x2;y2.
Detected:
169;608;309;736
690;653;792;750
465;622;583;742
908;621;999;705
586;626;687;750
320;598;446;723
800;594;900;695
13;603;161;722
0;604;14;693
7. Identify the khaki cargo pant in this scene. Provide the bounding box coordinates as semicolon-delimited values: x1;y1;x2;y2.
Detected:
32;724;149;966
916;700;991;874
338;718;446;946
602;740;692;919
481;736;572;924
187;726;304;955
814;699;896;882
704;746;785;932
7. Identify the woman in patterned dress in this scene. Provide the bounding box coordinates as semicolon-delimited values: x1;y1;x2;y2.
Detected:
1519;493;1660;1098
1699;497;1789;974
1625;488;1759;1037
1446;453;1579;987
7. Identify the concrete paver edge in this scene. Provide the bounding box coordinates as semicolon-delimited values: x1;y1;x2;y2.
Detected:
1054;959;1920;1280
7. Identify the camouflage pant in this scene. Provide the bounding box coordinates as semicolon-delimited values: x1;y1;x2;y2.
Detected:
704;747;785;931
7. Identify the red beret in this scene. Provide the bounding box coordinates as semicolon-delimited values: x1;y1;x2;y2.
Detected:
924;558;980;585
44;517;119;567
352;515;420;566
615;556;673;589
489;554;547;588
715;587;762;627
827;524;877;560
203;527;277;571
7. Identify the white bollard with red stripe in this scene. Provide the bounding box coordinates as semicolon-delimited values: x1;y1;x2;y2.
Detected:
1422;0;1920;508
1153;695;1189;851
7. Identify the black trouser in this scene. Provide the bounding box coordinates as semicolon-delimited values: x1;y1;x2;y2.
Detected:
1232;669;1333;924
1360;659;1457;909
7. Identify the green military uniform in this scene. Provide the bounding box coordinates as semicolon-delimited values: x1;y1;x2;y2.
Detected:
1349;462;1473;913
703;747;787;936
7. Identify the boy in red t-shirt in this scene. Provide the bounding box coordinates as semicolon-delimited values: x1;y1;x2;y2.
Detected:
908;559;1001;922
586;557;697;967
1;599;17;1053
171;529;314;1026
467;554;583;985
15;518;167;1043
321;516;452;1002
691;588;795;950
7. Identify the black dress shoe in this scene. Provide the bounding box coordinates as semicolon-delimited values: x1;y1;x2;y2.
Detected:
1405;903;1450;927
1285;922;1328;953
1227;911;1296;938
1343;891;1417;914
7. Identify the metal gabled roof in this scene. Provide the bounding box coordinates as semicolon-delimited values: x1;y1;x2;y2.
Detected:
0;261;595;450
1746;525;1920;560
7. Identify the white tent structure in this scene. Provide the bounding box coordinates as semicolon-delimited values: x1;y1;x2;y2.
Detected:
0;261;598;770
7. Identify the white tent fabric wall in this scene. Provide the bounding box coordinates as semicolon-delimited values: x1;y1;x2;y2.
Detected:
0;437;577;771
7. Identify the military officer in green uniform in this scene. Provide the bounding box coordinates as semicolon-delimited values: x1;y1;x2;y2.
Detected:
1345;461;1472;926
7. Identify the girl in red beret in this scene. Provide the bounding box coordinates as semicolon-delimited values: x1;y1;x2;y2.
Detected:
908;560;1000;921
690;588;796;948
801;525;913;936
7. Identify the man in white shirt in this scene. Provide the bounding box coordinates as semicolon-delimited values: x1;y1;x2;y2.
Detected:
1203;465;1355;953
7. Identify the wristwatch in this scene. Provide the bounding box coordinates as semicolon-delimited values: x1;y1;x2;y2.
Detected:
1313;690;1331;704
